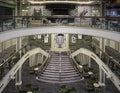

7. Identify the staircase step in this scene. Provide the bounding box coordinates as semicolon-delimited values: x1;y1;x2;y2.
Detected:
38;76;60;81
46;67;74;70
48;64;71;66
41;73;79;78
36;52;83;83
43;69;77;74
43;71;79;76
36;76;84;83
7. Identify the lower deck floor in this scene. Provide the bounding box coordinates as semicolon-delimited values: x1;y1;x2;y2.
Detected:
3;61;119;93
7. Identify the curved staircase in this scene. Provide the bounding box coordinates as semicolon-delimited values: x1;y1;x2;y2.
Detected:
36;52;83;83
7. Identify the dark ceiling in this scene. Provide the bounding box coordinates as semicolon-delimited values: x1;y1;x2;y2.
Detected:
46;3;76;9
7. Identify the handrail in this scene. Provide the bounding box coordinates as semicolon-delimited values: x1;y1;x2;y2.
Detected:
0;39;50;80
0;38;51;68
0;15;120;19
69;39;120;84
34;54;50;75
69;51;83;73
0;47;50;93
70;48;120;91
70;56;83;74
70;40;120;68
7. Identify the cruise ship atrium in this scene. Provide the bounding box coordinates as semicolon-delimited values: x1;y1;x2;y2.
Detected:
0;0;120;93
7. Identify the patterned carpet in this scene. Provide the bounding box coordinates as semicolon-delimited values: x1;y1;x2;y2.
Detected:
2;59;119;93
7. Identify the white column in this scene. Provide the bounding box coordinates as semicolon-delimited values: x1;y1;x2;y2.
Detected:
17;0;22;16
119;43;120;52
110;40;115;49
51;34;54;51
88;56;91;67
29;53;43;67
15;37;22;87
37;53;43;65
34;53;43;66
81;54;84;65
99;67;105;86
29;55;37;67
99;38;106;88
115;41;119;51
80;54;88;65
15;68;22;86
0;42;4;52
76;54;80;64
66;34;69;50
99;38;105;62
100;38;105;52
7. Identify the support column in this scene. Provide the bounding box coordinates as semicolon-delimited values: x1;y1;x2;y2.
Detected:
29;55;37;67
106;39;110;47
119;43;120;52
17;0;22;16
51;34;54;51
100;0;107;29
15;37;22;89
100;38;105;52
99;67;106;87
99;37;106;91
29;53;43;67
99;38;105;59
80;54;89;65
88;56;91;67
17;0;22;28
76;54;81;64
81;54;84;65
37;53;43;65
0;42;4;52
100;0;106;16
15;68;22;88
115;41;119;51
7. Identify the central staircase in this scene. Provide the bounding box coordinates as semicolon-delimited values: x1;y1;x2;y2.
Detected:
36;52;83;83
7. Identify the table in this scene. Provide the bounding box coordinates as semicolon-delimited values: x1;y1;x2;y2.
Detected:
88;71;93;75
27;91;32;93
34;67;39;75
93;83;100;93
93;83;100;88
34;67;39;71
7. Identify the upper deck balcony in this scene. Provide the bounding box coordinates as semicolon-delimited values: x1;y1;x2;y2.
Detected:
0;15;120;32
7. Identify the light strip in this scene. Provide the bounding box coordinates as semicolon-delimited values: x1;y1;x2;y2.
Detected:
28;0;95;5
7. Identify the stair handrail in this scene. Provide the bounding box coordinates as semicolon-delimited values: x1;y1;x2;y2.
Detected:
0;38;51;68
0;47;50;93
69;39;120;88
70;40;120;68
70;48;120;92
69;51;83;76
70;39;120;91
0;39;50;79
34;53;51;75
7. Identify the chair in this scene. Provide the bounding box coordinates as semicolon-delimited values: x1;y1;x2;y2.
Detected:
32;87;39;93
25;84;32;91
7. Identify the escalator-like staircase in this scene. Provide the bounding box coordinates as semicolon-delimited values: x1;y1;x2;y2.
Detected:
36;52;83;83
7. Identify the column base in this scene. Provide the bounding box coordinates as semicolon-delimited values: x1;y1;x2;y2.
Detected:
16;81;22;86
98;82;105;86
15;81;22;90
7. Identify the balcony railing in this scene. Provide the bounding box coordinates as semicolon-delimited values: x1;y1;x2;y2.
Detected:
0;15;120;32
